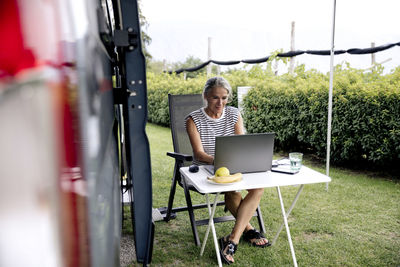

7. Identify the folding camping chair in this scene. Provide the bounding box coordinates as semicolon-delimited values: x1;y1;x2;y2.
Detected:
158;94;265;246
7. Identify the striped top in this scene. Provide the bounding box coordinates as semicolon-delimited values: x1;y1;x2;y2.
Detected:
185;106;239;165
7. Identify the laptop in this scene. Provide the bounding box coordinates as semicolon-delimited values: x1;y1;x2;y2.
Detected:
204;133;275;175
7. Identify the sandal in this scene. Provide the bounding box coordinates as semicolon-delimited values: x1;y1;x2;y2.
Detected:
243;229;271;248
219;236;238;265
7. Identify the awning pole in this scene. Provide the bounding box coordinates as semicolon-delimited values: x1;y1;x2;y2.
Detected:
326;0;337;190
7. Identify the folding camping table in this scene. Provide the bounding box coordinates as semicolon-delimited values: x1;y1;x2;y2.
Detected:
180;165;331;267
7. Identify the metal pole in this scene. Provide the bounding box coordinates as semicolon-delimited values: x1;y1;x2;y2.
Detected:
272;185;304;246
207;37;212;77
326;0;337;190
289;21;295;74
276;186;298;267
371;42;376;69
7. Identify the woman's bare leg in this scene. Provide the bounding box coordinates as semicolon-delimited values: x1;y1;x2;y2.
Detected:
225;188;267;244
224;191;253;231
221;188;267;263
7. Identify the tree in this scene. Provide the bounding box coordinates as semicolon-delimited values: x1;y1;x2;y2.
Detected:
172;56;205;78
147;59;174;74
138;0;152;60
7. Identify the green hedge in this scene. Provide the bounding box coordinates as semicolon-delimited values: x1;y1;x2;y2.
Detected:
243;65;400;168
147;72;244;126
147;66;279;125
146;65;400;170
147;72;203;126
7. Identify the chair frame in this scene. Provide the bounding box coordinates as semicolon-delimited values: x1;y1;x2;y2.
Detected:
158;94;265;246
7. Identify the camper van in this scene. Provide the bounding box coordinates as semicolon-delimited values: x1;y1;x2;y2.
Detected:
0;0;153;266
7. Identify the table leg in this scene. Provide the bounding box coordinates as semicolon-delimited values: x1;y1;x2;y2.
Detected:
276;186;298;267
272;184;304;245
200;193;222;267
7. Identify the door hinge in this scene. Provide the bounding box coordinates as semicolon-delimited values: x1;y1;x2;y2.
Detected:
114;28;138;51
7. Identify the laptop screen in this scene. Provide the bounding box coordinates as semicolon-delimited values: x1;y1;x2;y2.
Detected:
214;133;275;174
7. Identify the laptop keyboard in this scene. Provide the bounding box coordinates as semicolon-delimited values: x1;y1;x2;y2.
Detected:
203;165;214;175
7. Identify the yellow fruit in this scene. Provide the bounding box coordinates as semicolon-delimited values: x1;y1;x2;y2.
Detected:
209;173;242;184
215;167;230;177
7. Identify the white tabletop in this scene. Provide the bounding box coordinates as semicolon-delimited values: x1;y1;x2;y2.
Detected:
180;165;331;194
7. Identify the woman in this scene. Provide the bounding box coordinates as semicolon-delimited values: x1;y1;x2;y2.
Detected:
185;77;270;265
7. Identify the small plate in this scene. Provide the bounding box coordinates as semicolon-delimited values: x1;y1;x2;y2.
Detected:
206;179;242;186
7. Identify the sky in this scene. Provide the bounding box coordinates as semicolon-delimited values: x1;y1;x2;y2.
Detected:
141;0;400;74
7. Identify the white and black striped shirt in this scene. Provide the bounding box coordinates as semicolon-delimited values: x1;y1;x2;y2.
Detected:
185;106;239;165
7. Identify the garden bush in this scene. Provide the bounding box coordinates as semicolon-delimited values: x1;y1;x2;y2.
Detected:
147;72;204;126
146;65;400;170
243;65;400;169
147;72;244;126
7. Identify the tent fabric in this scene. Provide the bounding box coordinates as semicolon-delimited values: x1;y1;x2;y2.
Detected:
171;61;210;74
277;50;305;57
306;49;346;55
242;56;271;64
167;41;400;73
347;43;397;54
211;59;241;65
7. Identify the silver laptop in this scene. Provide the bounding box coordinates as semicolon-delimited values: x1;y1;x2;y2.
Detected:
204;133;275;175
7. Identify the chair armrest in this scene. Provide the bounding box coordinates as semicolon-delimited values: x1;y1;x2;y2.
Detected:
167;152;193;162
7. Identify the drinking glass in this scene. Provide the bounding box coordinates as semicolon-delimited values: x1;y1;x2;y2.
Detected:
289;152;303;171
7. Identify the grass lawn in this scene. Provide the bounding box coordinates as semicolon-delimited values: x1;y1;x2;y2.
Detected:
125;123;400;267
